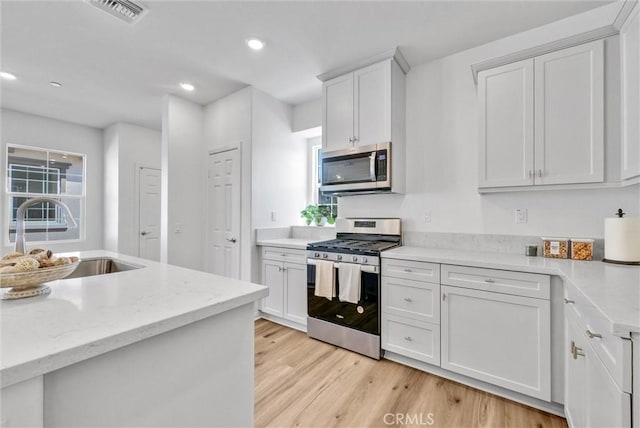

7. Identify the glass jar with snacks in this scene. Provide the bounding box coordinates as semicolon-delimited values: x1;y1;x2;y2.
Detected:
541;237;570;259
571;239;594;261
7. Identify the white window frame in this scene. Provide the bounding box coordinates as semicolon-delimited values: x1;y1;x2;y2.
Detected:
311;144;338;218
5;144;86;246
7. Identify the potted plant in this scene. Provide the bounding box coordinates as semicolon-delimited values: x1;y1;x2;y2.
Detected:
300;204;318;226
315;205;332;226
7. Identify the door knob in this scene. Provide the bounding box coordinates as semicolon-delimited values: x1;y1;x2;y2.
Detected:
140;231;149;236
226;238;237;243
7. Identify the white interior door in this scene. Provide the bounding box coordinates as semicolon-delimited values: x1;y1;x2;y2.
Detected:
207;148;241;278
137;166;161;261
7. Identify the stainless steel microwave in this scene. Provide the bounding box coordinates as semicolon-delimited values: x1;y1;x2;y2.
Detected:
320;142;391;195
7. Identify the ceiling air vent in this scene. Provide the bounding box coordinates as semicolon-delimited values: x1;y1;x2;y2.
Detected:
85;0;148;24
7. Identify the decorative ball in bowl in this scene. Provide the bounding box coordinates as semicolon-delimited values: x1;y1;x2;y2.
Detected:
0;250;80;300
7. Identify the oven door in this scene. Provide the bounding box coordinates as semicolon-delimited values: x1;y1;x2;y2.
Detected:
307;261;380;335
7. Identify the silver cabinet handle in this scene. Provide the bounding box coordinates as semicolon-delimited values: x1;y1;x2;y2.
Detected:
348;137;353;144
226;238;237;243
586;330;603;339
528;170;533;178
404;297;413;302
404;268;412;273
484;278;495;283
564;298;575;304
140;231;149;236
538;169;543;178
404;336;413;342
573;346;585;359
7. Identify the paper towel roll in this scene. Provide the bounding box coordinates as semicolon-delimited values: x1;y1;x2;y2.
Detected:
604;217;640;262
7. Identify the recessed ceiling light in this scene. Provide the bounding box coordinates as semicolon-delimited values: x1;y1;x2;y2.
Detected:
50;81;62;87
179;82;195;91
0;71;17;80
246;38;265;51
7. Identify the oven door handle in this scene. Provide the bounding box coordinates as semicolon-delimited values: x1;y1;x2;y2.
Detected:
307;258;379;274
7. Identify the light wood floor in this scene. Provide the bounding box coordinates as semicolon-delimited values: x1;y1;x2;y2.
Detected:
255;319;568;428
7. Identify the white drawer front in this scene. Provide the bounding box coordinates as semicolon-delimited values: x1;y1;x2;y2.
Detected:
382;314;440;366
382;277;440;324
262;247;306;264
564;284;632;393
382;259;440;283
441;264;550;299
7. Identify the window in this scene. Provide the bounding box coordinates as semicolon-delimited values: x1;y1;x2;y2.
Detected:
6;145;85;244
311;144;338;219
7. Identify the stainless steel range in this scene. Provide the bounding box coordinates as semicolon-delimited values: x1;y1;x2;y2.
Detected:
306;218;401;359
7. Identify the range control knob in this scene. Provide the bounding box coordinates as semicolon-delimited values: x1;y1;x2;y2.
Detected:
352;256;358;262
314;252;320;258
323;253;328;259
337;255;343;261
362;257;368;263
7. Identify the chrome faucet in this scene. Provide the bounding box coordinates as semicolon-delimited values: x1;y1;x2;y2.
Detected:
14;197;78;254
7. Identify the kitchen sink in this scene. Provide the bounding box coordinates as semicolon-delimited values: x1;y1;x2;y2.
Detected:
65;257;143;279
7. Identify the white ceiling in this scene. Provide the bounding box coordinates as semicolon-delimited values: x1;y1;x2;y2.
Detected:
1;0;610;131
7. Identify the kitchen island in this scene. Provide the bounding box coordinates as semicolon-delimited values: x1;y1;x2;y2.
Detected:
0;250;268;428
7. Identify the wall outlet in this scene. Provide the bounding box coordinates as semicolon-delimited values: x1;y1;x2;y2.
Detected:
514;209;527;224
424;210;431;224
175;222;183;233
271;211;277;222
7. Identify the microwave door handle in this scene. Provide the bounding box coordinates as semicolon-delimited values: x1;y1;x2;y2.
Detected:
369;152;376;181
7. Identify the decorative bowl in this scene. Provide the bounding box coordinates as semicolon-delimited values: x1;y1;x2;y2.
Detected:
0;261;81;300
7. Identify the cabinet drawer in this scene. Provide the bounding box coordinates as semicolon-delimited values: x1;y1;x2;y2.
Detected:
382;314;440;366
262;247;306;264
441;264;550;299
382;277;440;324
382;259;440;283
564;284;632;393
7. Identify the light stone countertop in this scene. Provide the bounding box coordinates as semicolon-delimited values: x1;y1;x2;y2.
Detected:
256;238;318;250
0;250;268;389
383;246;640;336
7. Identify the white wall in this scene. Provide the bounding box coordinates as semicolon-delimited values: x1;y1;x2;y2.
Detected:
103;124;119;252
0;108;104;253
337;14;639;239
161;95;204;270
203;87;252;280
251;88;306;229
292;98;321;132
204;87;307;281
103;123;161;257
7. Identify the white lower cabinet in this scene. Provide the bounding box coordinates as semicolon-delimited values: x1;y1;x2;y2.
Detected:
381;259;441;366
440;284;551;401
260;247;307;327
564;288;631;427
382;314;440;364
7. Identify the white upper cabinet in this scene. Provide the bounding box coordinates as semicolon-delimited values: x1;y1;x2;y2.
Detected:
478;59;534;188
323;73;355;152
322;59;398;152
354;62;392;148
478;40;605;190
534;40;604;185
620;6;640;180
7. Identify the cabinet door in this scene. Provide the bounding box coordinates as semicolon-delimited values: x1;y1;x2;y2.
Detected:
621;6;640;180
565;305;587;428
534;40;604;185
283;262;307;326
323;73;354;152
478;59;534;188
441;285;551;400
261;260;284;317
354;61;391;147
